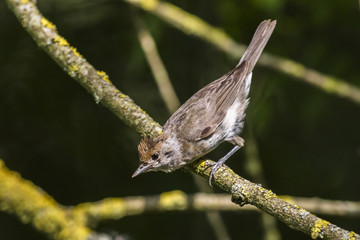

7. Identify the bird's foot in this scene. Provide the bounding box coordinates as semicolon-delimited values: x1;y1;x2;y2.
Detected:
205;161;227;187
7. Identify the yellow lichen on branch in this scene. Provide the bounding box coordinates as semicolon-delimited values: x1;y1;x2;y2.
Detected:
311;219;330;239
97;70;112;84
0;154;359;240
41;17;56;30
0;159;92;240
159;190;188;210
6;0;162;137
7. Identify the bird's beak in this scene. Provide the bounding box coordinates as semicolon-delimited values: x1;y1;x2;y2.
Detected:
132;164;151;178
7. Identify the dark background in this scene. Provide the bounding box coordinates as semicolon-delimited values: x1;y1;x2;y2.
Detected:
1;0;359;239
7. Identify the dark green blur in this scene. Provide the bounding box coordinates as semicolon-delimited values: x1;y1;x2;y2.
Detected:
0;0;359;239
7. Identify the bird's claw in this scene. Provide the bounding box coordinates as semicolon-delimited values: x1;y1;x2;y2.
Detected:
206;161;223;187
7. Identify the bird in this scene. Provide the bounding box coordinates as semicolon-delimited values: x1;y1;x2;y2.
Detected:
133;19;276;186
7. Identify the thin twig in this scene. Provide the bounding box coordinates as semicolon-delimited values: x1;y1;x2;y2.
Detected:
132;9;180;113
124;0;360;105
73;191;360;220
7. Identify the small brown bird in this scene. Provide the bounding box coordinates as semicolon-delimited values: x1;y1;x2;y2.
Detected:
133;20;276;185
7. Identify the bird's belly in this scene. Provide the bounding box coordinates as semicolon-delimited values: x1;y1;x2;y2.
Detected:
181;100;246;161
219;100;245;140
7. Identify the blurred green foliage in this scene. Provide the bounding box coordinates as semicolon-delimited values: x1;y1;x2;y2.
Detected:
0;0;359;239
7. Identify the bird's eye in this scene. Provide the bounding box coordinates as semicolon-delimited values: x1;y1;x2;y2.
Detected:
151;152;159;160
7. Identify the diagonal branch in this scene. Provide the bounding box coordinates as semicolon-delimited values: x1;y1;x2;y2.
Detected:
5;1;360;240
132;9;180;114
190;159;359;239
6;0;161;138
124;0;360;105
0;159;93;240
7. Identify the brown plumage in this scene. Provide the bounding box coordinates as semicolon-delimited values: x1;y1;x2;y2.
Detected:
138;135;166;163
134;20;276;185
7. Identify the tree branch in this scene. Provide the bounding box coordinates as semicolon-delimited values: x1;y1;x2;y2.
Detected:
132;8;180;114
1;155;359;225
5;0;360;239
6;0;161;138
0;159;93;240
73;191;360;222
191;159;359;239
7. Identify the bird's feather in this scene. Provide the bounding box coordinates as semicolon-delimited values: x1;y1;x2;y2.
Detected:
163;19;276;142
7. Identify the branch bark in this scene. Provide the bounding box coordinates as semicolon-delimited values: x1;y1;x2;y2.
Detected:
5;0;360;240
190;160;359;239
0;159;93;240
73;191;360;221
6;0;161;138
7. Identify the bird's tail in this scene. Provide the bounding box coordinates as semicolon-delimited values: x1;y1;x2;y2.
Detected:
238;19;276;74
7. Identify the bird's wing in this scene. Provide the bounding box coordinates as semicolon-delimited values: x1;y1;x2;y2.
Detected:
194;61;249;139
164;61;249;141
164;19;276;141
